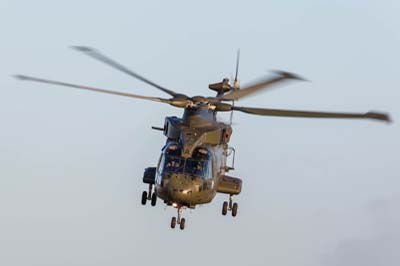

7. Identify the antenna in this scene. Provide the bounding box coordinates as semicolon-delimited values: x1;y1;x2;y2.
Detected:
233;49;240;90
230;49;240;125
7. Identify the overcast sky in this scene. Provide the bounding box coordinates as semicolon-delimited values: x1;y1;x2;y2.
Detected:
0;1;399;266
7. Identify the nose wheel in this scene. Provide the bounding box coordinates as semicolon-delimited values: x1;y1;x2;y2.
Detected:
141;184;157;207
222;194;238;217
170;206;186;230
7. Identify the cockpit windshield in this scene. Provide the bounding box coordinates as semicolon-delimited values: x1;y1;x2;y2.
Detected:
158;145;212;179
164;156;184;173
183;158;210;177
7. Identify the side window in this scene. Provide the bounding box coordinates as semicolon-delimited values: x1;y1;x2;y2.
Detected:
156;154;164;185
157;154;164;174
207;160;213;179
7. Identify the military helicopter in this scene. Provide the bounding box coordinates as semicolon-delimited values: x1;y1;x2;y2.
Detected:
16;47;391;230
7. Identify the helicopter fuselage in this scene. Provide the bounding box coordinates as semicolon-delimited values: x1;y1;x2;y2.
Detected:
143;106;242;209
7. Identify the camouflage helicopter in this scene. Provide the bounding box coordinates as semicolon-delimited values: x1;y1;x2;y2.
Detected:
16;47;391;230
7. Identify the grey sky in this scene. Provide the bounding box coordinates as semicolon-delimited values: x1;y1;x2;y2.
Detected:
0;1;399;265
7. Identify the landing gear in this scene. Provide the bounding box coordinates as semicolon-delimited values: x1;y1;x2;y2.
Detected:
221;194;238;217
232;202;238;217
170;217;177;229
222;201;228;215
141;184;157;207
180;218;186;230
151;192;157;206
141;191;147;205
170;206;186;230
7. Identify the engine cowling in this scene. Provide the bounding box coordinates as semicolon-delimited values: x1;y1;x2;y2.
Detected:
217;175;242;195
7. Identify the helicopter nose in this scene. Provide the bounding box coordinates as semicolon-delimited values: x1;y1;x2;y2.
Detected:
164;174;197;204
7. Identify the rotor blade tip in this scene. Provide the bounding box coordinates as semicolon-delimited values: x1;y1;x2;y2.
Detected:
288;72;307;81
71;45;93;52
297;75;310;82
272;70;307;81
366;112;392;123
14;74;28;80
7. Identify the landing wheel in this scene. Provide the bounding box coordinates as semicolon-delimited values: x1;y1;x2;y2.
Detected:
171;217;176;229
141;191;147;205
180;218;186;230
151;192;157;206
222;201;228;216
232;202;238;217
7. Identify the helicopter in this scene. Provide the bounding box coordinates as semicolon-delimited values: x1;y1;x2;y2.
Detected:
16;47;391;230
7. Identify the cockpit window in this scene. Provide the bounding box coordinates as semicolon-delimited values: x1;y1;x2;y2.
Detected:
158;146;213;179
165;143;181;156
184;158;210;177
164;156;184;173
192;147;210;160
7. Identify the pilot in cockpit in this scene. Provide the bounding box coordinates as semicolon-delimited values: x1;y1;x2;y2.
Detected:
192;148;209;160
166;144;181;156
166;158;181;169
164;144;183;172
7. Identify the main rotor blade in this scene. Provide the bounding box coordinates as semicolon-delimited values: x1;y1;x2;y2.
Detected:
220;71;306;101
232;106;391;122
71;46;179;97
15;75;170;104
